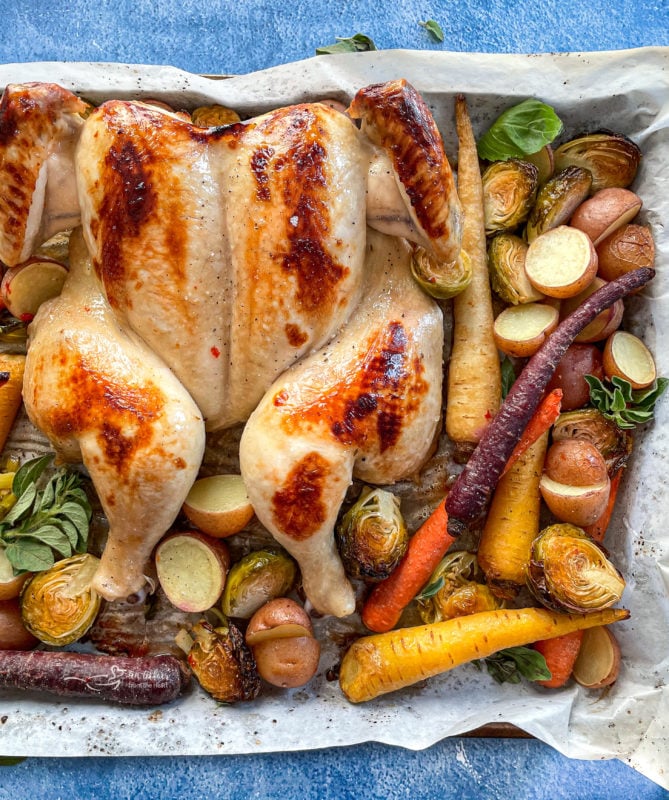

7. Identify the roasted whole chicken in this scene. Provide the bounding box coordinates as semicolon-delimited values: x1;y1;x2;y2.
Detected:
0;78;464;616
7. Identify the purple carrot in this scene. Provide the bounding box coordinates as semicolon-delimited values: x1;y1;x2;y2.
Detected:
445;266;655;537
0;650;189;705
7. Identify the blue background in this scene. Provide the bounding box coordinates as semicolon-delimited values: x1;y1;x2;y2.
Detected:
1;1;669;797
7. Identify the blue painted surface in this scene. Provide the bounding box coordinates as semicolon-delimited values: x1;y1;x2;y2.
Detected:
1;1;669;797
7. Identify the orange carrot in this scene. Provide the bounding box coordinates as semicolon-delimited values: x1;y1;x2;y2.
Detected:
361;498;455;633
500;388;562;478
532;630;584;688
583;467;624;543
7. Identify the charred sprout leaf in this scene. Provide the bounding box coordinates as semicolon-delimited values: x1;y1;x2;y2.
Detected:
336;486;408;582
316;33;377;55
551;407;633;475
477;99;563;162
20;553;101;645
527;523;625;613
482;159;539;235
221;548;297;619
187;618;261;703
419;19;444;42
586;374;669;430
0;457;92;574
501;356;517;399
477;646;552;684
553;131;641;192
525;166;592;242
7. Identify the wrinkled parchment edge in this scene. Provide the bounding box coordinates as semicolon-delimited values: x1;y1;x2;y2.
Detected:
0;49;667;789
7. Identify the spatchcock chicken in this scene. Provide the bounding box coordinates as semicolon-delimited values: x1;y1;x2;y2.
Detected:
0;78;464;617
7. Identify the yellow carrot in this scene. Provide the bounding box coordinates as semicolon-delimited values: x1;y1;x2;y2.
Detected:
0;353;25;452
339;605;629;703
446;95;501;452
477;430;549;599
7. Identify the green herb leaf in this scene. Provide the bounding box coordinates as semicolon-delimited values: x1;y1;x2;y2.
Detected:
2;483;37;527
4;540;55;573
316;33;377;55
477;99;563;162
586;374;668;429
501;356;516;399
419;19;444;42
12;455;53;498
415;575;445;600
483;646;552;684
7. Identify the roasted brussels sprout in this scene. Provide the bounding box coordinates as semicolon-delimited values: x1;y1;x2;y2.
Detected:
551;408;633;475
525;144;555;186
482;159;539;236
525;166;592;242
553;132;641;193
220;548;297;619
411;246;472;300
527;523;625;613
191;104;241;127
416;550;501;623
20;553;101;646
336;486;408;582
186;618;261;703
488;233;544;305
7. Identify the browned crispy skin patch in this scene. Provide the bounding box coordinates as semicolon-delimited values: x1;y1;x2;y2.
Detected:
348;79;461;262
271;452;330;541
278;321;429;453
285;323;308;347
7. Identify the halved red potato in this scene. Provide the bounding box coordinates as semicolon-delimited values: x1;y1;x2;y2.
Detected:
570;188;642;246
155;531;230;613
0;547;30;601
525;226;597;298
493;302;559;357
182;474;254;538
545;343;605;411
602;330;657;390
597;223;655;283
1;258;68;319
560;277;624;343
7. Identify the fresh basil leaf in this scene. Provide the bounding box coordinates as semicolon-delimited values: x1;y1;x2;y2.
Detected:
12;455;53;499
477;99;563;162
419;19;444;42
501;356;516;399
316;33;377;55
4;540;55;573
484;646;551;684
415;575;445;600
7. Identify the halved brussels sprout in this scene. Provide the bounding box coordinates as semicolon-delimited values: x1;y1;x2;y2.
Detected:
527;523;625;613
186;618;261;703
220;548;297;619
525;166;592;242
190;104;241;127
482;159;539;236
551;408;633;476
525;144;555;186
20;553;101;646
411;246;472;300
416;550;501;623
488;233;544;305
336;486;408;582
553;132;641;193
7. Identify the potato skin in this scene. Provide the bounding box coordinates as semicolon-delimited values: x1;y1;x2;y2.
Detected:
544;439;609;486
545;344;604;411
569;188;642;246
597;224;655;283
246;598;320;689
0;598;39;650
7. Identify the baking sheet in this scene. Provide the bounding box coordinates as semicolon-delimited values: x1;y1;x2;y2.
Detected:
0;48;667;789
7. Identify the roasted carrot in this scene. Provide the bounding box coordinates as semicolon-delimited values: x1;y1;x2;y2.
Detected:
500;389;562;478
339;606;629;703
531;631;584;688
361;498;456;633
445;95;501;453
445;267;655;537
477;430;549;599
583;466;624;543
0;353;25;452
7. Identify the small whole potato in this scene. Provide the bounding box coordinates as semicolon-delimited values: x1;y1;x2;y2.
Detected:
0;598;38;650
246;598;320;689
544;439;608;486
597;223;655;283
545;344;604;411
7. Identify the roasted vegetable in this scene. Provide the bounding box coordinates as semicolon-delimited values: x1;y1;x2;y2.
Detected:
336;486;408;582
220;548;297;619
488;233;543;305
527;523;625;612
551;407;633;474
20;553;101;646
190;104;241;127
185;618;261;703
410;245;472;300
482;159;538;235
553;132;641;192
416;551;494;623
525;166;592;242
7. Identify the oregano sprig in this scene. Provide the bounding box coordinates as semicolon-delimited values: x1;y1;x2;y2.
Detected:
0;455;92;574
585;374;669;430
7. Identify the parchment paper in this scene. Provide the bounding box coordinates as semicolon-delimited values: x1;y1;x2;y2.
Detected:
0;49;667;789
